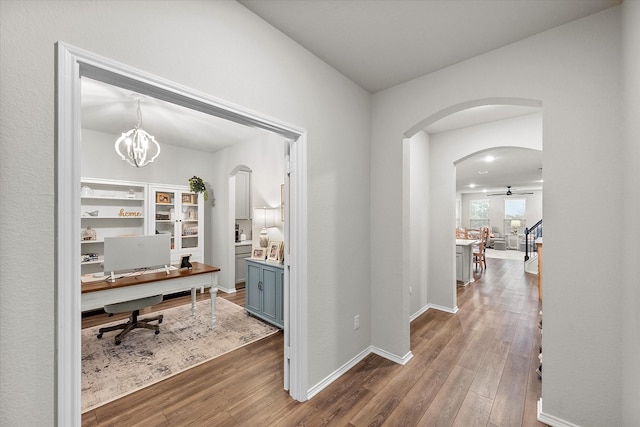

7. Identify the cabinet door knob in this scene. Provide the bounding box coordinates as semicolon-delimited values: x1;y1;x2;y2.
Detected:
258;281;263;290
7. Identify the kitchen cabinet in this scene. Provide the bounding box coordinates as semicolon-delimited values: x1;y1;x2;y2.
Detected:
235;243;252;287
148;184;204;264
245;259;283;329
80;178;147;275
235;170;251;220
455;239;475;285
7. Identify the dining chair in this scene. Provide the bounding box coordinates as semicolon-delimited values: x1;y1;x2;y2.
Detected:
473;227;489;271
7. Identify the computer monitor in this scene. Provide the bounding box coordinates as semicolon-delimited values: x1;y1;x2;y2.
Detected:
103;234;171;275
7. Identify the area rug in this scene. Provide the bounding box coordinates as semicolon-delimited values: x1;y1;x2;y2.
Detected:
485;248;527;260
81;297;278;413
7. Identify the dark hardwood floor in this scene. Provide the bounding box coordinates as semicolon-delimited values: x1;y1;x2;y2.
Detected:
81;258;545;426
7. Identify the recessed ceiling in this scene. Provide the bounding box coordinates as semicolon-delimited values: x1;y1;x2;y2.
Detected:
239;0;619;93
81;78;267;153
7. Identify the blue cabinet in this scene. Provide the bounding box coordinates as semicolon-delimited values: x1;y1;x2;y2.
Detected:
246;259;284;329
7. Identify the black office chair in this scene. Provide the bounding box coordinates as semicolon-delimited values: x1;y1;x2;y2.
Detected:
97;294;164;345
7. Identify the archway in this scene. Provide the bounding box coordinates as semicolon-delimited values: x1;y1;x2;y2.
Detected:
403;98;542;320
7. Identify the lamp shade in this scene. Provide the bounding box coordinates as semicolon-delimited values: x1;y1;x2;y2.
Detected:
254;207;277;229
254;207;277;248
510;220;521;228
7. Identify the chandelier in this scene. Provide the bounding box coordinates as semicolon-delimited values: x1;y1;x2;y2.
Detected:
114;97;160;167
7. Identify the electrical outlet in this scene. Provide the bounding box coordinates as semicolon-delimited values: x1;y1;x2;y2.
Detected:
354;314;360;330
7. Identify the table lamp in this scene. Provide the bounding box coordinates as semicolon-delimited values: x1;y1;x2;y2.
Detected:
254;207;277;247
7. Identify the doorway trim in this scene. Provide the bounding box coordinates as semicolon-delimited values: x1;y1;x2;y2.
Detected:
55;42;308;426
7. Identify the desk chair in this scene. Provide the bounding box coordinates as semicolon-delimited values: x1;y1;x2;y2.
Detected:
97;294;164;345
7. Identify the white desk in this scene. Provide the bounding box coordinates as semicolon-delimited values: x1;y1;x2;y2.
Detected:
81;263;220;327
456;239;477;286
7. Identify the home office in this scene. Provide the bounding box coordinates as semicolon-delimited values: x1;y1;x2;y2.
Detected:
79;76;285;411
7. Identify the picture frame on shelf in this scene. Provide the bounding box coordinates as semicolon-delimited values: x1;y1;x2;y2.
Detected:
251;246;267;260
182;193;196;204
156;192;171;204
267;240;283;263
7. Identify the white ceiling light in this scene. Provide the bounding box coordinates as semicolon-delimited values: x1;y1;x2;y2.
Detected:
114;97;160;168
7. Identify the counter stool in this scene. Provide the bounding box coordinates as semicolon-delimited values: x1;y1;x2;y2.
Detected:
97;294;164;345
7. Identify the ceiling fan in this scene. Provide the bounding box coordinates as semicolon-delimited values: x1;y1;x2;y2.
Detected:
487;186;533;197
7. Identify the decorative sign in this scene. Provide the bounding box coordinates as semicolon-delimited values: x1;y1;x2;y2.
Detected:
118;208;142;217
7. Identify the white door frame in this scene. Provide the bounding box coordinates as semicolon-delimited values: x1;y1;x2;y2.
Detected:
55;42;308;426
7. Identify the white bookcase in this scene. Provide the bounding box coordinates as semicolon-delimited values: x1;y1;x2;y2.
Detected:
148;184;204;264
80;178;147;275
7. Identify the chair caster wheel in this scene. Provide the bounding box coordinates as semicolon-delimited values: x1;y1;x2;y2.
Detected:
155;330;160;335
115;340;121;345
159;319;163;324
97;333;103;339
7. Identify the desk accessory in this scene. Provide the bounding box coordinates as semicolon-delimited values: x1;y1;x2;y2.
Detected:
180;254;192;270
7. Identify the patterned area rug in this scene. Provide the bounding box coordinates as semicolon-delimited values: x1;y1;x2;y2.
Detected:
81;297;278;413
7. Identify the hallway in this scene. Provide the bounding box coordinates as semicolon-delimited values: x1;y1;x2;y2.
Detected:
82;257;545;426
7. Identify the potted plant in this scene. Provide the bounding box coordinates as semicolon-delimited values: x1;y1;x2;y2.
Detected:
188;176;208;201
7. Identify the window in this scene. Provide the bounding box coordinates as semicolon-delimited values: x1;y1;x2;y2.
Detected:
504;199;526;234
469;200;489;229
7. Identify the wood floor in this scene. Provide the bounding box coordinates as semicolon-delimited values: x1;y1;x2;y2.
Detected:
81;257;546;426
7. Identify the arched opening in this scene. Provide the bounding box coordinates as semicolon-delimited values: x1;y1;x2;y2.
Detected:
229;165;253;293
403;98;542;320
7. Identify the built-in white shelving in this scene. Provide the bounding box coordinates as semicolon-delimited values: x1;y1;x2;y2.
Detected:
80;178;147;275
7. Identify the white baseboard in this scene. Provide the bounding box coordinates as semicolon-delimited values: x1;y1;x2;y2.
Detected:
306;347;371;399
537;399;583;427
429;303;459;314
410;303;459;322
371;346;413;365
216;285;237;294
307;303;455;401
410;304;430;321
306;346;413;400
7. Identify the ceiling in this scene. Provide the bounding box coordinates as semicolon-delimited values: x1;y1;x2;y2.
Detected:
239;0;619;93
82;1;619;190
454;146;542;195
81;78;266;153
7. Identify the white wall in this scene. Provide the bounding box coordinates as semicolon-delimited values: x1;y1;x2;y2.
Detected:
621;1;640;425
407;131;430;317
81;128;217;188
372;7;622;426
208;132;285;291
431;113;544;233
0;1;371;424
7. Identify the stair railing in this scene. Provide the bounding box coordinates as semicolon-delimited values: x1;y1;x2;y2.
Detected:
524;219;543;261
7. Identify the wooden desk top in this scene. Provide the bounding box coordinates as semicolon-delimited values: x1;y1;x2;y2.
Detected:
81;262;220;294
